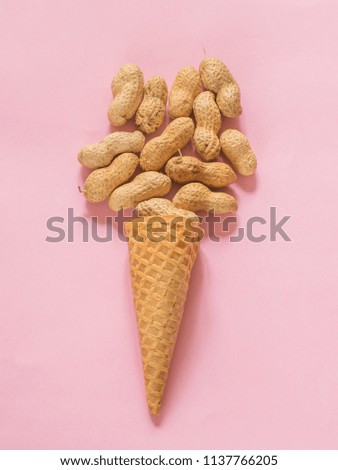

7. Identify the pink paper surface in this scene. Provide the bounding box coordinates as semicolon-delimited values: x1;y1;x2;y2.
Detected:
1;0;338;450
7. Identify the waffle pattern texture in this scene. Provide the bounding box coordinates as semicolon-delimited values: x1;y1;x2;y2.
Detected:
125;215;202;415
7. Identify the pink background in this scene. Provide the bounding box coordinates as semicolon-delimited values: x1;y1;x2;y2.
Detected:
1;0;338;450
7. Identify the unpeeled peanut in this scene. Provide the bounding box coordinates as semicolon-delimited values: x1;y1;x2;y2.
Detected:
81;153;139;203
135;76;168;134
140;117;194;171
220;129;257;176
78;131;145;169
108;64;144;126
199;58;242;118
165;156;236;188
192;91;221;161
108;172;171;211
169;66;202;118
172;182;238;214
137;198;197;219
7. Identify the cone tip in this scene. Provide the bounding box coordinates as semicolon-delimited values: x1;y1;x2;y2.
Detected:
148;401;161;416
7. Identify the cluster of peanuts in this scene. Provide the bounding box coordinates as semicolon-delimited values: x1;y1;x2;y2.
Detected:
78;58;257;217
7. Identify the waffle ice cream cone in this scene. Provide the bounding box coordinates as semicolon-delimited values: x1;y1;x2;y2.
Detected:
125;215;203;415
